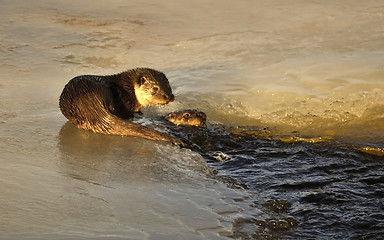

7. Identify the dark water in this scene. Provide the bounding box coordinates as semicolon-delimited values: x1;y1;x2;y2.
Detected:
171;124;384;239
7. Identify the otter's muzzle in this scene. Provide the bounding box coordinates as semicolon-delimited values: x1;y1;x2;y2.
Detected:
164;93;175;103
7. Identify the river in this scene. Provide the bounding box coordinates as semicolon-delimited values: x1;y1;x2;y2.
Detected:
1;0;383;239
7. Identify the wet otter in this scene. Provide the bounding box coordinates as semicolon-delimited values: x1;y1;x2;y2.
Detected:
59;68;181;144
165;109;207;127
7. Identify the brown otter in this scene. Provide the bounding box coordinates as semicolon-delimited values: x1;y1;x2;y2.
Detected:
59;68;182;144
165;109;207;127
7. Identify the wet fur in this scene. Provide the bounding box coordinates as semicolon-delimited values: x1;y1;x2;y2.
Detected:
166;109;207;127
59;68;180;143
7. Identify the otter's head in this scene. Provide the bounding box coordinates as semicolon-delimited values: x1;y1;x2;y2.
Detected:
165;109;207;127
133;68;174;109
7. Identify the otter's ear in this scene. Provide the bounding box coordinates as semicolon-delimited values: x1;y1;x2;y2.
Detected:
139;76;147;85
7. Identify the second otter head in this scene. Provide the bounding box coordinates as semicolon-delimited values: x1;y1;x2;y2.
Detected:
166;109;207;127
132;68;174;108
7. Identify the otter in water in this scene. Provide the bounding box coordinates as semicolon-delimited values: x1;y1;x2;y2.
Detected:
59;68;181;144
165;109;207;127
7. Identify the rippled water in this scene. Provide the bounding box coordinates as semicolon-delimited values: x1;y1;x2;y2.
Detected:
175;124;384;239
1;0;384;239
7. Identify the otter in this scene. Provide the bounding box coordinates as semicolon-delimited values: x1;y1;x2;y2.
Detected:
165;109;207;127
59;68;182;144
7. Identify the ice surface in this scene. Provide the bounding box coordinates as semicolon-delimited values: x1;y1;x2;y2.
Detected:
1;0;384;238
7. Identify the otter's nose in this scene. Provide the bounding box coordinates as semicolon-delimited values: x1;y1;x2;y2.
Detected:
197;112;207;119
164;93;174;102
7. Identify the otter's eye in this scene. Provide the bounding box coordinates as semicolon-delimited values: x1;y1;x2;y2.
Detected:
151;86;159;95
183;113;190;119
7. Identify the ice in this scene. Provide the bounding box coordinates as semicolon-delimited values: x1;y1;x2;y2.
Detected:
1;0;384;238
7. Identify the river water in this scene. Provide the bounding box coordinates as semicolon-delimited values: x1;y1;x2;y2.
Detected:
1;0;384;239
